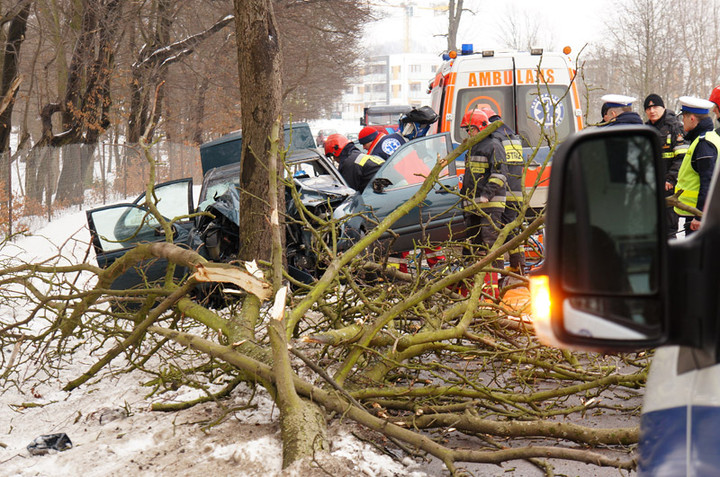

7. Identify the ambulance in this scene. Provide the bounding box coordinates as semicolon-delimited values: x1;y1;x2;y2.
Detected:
427;45;584;210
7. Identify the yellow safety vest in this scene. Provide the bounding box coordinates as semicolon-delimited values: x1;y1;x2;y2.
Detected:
674;130;720;216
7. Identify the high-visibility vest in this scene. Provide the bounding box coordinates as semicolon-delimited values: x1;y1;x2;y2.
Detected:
674;130;720;216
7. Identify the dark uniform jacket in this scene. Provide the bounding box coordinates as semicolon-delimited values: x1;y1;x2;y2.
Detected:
605;111;644;126
461;135;508;206
646;110;686;185
370;132;407;160
489;118;524;204
337;143;385;192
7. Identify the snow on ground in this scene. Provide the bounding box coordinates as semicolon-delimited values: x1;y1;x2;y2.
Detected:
0;206;429;477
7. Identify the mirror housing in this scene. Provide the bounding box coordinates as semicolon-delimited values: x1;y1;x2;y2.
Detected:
372;177;393;193
533;125;670;352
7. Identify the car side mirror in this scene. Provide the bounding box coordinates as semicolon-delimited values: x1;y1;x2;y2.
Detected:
372;177;393;193
531;126;670;352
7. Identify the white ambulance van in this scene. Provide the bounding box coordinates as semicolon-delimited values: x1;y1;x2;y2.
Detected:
427;45;584;210
531;124;720;475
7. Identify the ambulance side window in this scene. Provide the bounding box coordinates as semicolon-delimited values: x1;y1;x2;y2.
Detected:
517;85;575;147
454;87;514;140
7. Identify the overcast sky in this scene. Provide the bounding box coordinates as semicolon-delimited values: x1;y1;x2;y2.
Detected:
365;0;609;59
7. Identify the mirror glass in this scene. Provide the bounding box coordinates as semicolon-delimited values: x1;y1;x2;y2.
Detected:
559;133;663;338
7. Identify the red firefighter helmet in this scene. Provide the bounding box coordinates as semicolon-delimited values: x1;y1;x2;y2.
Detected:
324;133;350;157
477;103;497;118
709;85;720;110
460;109;489;131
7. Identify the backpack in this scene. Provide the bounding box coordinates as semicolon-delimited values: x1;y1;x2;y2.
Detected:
401;106;439;126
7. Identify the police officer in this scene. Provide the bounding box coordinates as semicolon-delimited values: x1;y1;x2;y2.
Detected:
461;109;508;259
643;93;687;238
674;97;720;235
478;104;525;275
324;133;384;192
600;94;644;126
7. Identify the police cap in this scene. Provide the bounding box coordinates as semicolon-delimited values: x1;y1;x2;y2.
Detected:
600;94;637;108
678;96;715;115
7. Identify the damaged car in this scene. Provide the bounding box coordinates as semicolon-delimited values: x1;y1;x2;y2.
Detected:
86;125;354;304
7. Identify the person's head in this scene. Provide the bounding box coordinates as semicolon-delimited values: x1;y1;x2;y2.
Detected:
679;96;714;132
601;103;611;122
643;94;666;123
324;134;350;160
709;85;720;120
477;103;499;121
460;109;489;137
358;126;384;151
600;94;636;121
398;119;429;140
398;106;438;140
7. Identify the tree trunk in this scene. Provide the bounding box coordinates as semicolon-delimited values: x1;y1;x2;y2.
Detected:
53;0;122;205
447;0;463;52
0;1;31;227
234;0;284;264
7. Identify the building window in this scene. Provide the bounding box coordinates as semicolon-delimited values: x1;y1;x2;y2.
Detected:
410;64;422;73
410;82;422;93
368;64;387;75
373;84;386;93
392;84;401;98
392;65;401;80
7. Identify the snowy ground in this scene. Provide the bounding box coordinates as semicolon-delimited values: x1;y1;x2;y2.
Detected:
0;206;430;477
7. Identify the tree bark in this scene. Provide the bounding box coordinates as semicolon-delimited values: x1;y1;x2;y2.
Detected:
233;0;284;264
446;0;463;52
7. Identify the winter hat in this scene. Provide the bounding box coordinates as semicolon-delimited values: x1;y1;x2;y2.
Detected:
358;126;380;145
643;94;664;110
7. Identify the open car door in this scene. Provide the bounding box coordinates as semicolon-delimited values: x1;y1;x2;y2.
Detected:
362;132;463;251
86;178;194;294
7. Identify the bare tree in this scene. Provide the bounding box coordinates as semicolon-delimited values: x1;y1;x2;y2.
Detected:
499;5;555;51
446;0;464;52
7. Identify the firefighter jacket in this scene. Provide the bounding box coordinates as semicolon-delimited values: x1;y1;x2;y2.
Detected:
336;143;385;192
604;111;644;127
461;135;508;209
370;132;407;160
490;121;524;205
646;110;687;185
674;117;720;215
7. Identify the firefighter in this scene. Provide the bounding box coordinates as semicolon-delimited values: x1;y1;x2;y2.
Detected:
460;109;508;296
674;97;720;235
478;105;525;276
324;134;384;192
643;93;687;238
357;126;387;154
600;94;643;126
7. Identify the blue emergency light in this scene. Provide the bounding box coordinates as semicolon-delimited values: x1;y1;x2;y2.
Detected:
461;44;473;55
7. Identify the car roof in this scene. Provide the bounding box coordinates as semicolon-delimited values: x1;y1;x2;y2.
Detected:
200;122;312;150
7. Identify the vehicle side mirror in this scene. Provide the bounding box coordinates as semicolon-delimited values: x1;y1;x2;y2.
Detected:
372;177;393;193
531;126;669;352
